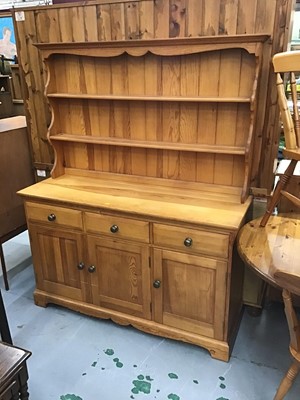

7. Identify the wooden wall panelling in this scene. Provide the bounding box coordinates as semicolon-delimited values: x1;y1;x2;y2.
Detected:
13;9;53;171
12;0;294;190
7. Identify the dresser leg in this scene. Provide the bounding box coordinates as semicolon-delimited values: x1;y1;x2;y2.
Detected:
20;382;30;400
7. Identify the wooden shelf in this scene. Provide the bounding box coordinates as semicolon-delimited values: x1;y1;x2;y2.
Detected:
34;34;270;59
47;93;251;103
50;134;246;155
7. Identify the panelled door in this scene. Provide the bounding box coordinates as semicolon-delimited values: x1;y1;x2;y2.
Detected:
87;236;151;319
29;224;89;302
153;249;227;340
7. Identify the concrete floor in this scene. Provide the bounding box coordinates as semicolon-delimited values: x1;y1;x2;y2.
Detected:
1;231;300;400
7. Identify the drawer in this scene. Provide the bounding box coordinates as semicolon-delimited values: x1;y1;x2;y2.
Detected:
0;379;19;400
85;213;149;243
25;202;83;229
153;223;229;258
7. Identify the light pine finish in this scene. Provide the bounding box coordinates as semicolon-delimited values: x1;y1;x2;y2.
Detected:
237;214;300;399
260;52;300;227
273;289;300;400
18;36;269;361
237;215;300;286
153;249;227;340
87;237;151;319
39;36;268;202
23;198;236;361
12;0;294;194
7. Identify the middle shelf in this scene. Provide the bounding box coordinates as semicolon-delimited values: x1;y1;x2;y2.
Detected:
50;133;246;155
47;93;252;103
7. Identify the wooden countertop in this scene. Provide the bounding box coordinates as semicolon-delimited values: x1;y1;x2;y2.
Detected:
18;171;252;231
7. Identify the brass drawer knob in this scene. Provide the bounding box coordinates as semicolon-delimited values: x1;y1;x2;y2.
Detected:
110;224;119;233
77;262;85;270
88;265;96;273
153;280;161;289
184;237;193;247
47;213;56;222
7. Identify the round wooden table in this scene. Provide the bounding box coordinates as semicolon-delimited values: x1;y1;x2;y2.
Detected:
237;213;300;400
237;213;300;290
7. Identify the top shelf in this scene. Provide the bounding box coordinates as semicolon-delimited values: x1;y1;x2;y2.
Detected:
34;34;271;59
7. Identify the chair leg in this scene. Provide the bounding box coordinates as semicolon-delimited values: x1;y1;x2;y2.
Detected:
274;360;300;400
260;159;298;227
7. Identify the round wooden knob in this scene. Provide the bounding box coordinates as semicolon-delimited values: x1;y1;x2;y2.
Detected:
184;237;193;247
47;213;56;222
110;225;119;233
153;280;161;289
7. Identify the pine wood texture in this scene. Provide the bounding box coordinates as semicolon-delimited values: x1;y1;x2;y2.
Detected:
273;289;300;400
260;51;300;227
237;214;300;399
17;24;269;362
24;197;238;361
237;214;300;286
34;35;267;202
19;173;252;230
12;0;293;191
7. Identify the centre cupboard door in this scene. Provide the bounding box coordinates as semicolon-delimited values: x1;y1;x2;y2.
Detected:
87;236;151;320
152;249;227;340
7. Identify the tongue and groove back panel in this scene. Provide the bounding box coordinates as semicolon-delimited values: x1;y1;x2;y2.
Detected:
45;44;257;193
12;0;294;191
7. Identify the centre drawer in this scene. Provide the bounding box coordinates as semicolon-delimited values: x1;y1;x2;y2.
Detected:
85;213;150;243
25;201;83;229
153;223;229;258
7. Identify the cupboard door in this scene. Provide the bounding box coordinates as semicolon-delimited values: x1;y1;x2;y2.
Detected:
29;224;88;301
153;249;227;340
87;237;151;319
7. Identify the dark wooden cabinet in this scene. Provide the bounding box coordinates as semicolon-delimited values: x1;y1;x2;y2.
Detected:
0;116;34;289
0;75;13;119
0;342;31;400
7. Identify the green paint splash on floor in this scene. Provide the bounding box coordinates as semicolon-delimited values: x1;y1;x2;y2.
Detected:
60;395;83;400
167;394;180;400
116;362;123;368
104;348;114;356
82;373;87;376
146;375;154;381
216;397;229;400
131;375;151;395
193;380;199;384
133;364;137;368
91;361;97;367
220;383;226;389
219;376;225;381
168;373;178;379
112;357;123;368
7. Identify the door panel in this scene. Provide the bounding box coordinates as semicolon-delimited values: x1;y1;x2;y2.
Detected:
87;237;151;319
29;224;87;301
153;249;227;340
